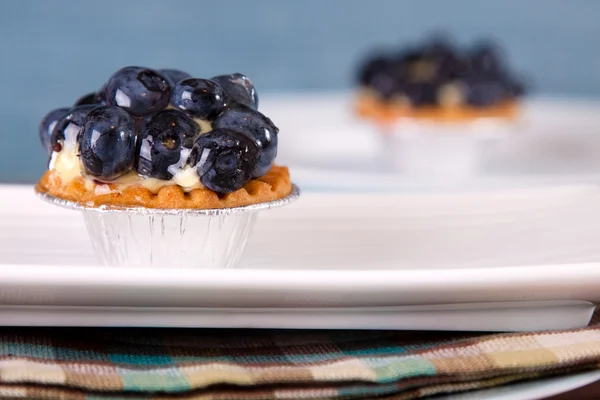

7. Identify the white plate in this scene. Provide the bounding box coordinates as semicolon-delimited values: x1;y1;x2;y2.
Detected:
1;185;599;331
262;95;600;192
3;185;600;400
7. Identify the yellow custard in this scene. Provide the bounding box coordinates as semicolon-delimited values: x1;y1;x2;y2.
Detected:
49;118;214;193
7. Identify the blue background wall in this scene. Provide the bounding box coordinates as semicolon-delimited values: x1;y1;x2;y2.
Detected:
1;0;599;182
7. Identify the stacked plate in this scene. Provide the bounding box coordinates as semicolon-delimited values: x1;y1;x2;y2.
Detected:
4;95;600;399
3;95;600;333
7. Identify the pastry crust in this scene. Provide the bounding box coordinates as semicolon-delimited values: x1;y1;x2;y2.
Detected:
356;90;519;125
36;165;292;209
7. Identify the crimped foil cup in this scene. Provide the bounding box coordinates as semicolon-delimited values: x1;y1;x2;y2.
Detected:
379;118;517;179
38;185;300;268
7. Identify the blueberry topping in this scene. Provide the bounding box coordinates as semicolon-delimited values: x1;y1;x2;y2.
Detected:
105;66;171;117
40;67;281;186
170;78;228;120
358;37;526;107
136;109;200;180
368;65;402;99
210;73;258;109
417;37;467;81
159;69;191;85
74;92;98;106
189;128;259;193
49;104;97;153
404;82;439;106
213;105;278;177
463;77;508;107
422;35;455;59
357;56;392;87
39;107;69;154
80;106;138;181
469;42;504;74
358;57;403;99
436;54;470;81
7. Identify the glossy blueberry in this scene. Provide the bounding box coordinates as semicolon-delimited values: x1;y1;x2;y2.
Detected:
189;128;259;193
74;92;98;106
159;68;191;85
210;73;258;109
49;105;97;153
39;107;69;154
213;105;278;177
105;66;171;116
463;77;508;107
136;109;200;180
80;106;138;181
94;83;108;104
170;78;228;120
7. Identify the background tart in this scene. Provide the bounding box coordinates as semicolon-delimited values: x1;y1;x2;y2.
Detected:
355;36;526;125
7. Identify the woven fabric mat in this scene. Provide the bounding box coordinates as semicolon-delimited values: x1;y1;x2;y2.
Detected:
0;311;598;399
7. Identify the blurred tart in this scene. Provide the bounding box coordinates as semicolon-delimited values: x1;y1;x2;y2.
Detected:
355;36;527;125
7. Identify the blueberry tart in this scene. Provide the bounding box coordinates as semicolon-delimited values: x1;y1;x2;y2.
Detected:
355;37;527;124
36;67;292;209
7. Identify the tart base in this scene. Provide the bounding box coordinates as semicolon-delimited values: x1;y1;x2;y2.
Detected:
35;165;292;209
355;90;519;125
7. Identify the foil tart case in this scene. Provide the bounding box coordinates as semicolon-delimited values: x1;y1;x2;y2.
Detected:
38;184;300;269
378;118;519;179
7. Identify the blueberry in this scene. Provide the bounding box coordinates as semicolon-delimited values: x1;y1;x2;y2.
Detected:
357;56;393;87
39;107;69;154
419;37;469;81
504;77;527;97
170;78;228;120
210;73;258;109
213;105;278;177
136;109;200;180
422;35;455;59
74;92;98;106
189;128;259;193
80;106;138;181
470;42;504;74
159;69;192;85
75;85;108;106
105;66;171;116
403;82;439;106
398;48;424;64
367;63;402;99
437;54;470;80
49;104;97;153
463;77;508;107
94;83;108;104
